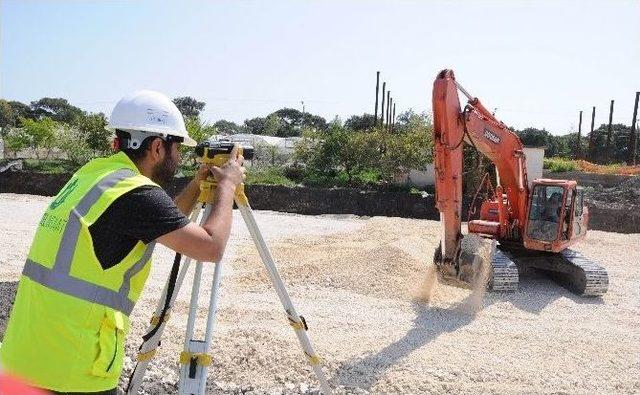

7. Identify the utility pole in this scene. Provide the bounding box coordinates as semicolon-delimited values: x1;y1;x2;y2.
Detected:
605;100;614;163
374;71;380;122
300;101;305;133
388;97;393;132
588;106;596;161
386;92;391;129
577;110;583;159
380;82;386;127
392;102;396;133
627;92;639;165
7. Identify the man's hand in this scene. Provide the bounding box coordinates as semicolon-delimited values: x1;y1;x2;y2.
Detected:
211;144;246;188
159;144;247;263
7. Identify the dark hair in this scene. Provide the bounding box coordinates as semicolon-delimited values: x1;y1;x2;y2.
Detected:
115;130;173;163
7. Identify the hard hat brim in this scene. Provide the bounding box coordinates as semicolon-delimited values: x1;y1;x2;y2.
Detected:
107;124;197;147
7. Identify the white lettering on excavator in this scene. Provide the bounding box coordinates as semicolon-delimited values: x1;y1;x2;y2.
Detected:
484;128;501;144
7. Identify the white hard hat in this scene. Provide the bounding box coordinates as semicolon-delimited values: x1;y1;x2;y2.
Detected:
107;90;197;147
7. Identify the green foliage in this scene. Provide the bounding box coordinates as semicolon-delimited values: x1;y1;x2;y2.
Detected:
544;157;577;173
294;116;433;187
173;97;206;119
243;117;268;135
0;99;16;129
185;116;216;144
54;124;97;166
77;113;111;153
345;113;377;132
252;142;289;167
23;158;77;174
30;98;84;124
245;166;296;186
16;117;58;159
586;123;634;164
4;126;31;154
7;101;34;124
243;108;327;137
213;119;244;134
394;110;432;135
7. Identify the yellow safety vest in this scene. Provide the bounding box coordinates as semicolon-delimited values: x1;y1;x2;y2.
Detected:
0;152;159;392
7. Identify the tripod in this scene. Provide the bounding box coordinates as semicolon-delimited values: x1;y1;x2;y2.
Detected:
126;146;332;395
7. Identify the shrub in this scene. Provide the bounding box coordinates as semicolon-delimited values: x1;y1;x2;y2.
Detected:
544;157;577;173
245;166;296;186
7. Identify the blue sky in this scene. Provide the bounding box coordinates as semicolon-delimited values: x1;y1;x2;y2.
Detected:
1;0;638;134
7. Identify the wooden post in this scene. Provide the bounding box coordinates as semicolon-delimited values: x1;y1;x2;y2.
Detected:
388;97;393;132
392;102;396;132
577;111;583;159
380;82;386;126
588;106;596;161
605;100;614;163
627;92;639;165
386;92;391;129
374;71;380;122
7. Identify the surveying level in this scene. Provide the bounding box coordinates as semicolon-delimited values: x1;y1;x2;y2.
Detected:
195;140;255;164
126;142;332;395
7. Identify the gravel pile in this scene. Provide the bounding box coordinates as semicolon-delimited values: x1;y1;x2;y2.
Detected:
584;176;640;209
1;193;639;394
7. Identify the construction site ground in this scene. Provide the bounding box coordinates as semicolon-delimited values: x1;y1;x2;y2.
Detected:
0;193;638;394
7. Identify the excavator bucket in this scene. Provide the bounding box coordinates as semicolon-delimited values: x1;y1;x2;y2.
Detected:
433;235;504;291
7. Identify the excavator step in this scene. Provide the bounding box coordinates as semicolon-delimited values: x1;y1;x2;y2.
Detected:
489;249;519;292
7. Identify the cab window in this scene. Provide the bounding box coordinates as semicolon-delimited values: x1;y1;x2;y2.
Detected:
527;185;564;241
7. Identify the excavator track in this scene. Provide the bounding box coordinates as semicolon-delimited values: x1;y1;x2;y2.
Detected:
489;249;519;292
498;245;608;297
557;249;609;296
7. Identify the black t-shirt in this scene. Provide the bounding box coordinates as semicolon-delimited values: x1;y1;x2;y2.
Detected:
89;186;191;269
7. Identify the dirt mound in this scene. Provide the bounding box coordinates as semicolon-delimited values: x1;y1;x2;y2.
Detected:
585;176;640;209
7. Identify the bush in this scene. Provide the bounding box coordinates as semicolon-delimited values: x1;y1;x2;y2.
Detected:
544;157;577;173
23;159;77;174
55;125;98;166
245;166;296;186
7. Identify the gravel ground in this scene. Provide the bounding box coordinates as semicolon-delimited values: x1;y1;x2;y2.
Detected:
0;193;639;394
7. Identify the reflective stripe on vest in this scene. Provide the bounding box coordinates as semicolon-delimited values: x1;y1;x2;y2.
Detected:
21;168;156;316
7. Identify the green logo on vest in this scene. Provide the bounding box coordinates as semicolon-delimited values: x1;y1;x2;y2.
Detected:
50;178;79;209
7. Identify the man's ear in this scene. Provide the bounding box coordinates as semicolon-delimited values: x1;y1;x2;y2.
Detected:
150;138;164;161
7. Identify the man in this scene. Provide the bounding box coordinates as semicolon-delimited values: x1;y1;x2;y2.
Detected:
0;90;245;394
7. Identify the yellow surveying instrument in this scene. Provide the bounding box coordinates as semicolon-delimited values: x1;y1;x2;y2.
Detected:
126;140;332;395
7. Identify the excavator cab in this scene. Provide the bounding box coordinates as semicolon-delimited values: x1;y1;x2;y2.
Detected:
523;179;587;252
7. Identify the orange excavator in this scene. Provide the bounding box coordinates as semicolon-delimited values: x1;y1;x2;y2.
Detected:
432;69;608;296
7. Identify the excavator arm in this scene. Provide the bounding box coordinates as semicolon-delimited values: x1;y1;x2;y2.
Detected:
432;69;529;277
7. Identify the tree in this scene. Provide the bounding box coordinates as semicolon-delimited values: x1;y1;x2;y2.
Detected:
213;119;244;134
20;117;58;159
30;98;84;124
77;113;111;153
184;116;215;145
53;123;100;166
0;99;15;129
345;113;377;132
8;101;34;124
244;117;268;135
587;123;633;164
0;100;16;157
394;110;431;134
173;97;205;119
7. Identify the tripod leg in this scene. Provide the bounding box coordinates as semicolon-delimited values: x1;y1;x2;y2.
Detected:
178;203;221;395
236;202;333;395
127;205;204;394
